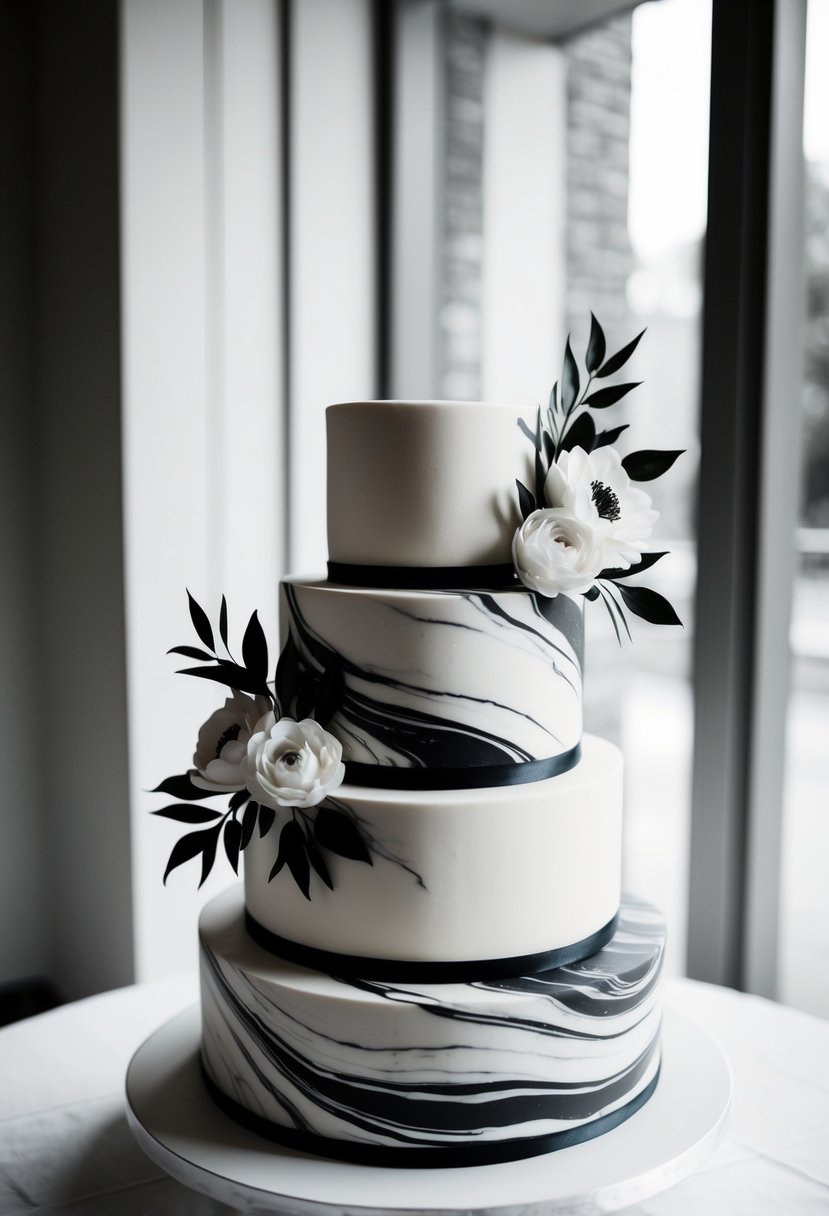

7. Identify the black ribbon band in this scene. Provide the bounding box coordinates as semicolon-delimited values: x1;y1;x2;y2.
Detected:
343;742;581;791
200;1061;660;1169
244;908;618;982
327;560;518;590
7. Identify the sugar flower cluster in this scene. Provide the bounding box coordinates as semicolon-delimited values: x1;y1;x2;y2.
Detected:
510;316;682;637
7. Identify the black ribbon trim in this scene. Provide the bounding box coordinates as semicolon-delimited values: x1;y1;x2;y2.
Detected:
244;909;619;982
327;560;518;590
343;742;581;791
200;1061;660;1169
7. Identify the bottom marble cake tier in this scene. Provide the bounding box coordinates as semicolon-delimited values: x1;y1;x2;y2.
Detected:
199;887;665;1167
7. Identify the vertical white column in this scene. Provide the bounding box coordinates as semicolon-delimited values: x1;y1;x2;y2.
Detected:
481;30;567;404
122;0;214;980
121;0;284;979
389;0;444;401
744;0;807;998
216;0;284;620
288;0;377;571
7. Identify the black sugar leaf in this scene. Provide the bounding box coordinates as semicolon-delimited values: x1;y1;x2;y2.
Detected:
586;312;606;374
242;610;268;679
559;411;595;454
162;825;219;886
618;584;682;626
597;329;645;378
274;632;302;715
600;551;669;581
257;803;275;839
315;806;372;864
561;338;580;412
151;773;215;801
516;479;536;521
223;818;242;875
187;591;215;652
240;801;258;850
151;804;224;824
228;788;248;813
593;423;630;449
307;838;335;890
167;645;215;661
621;449;684;482
278;819;311;899
219;595;229;650
533;407;545;503
584;382;641;409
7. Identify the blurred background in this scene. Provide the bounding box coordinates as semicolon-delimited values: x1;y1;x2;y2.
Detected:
0;0;826;1021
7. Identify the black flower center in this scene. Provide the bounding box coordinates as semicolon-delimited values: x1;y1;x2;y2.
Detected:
591;479;621;522
281;750;302;768
215;723;241;758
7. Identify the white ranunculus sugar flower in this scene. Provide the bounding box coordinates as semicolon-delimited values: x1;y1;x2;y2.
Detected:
191;691;271;793
512;507;605;598
242;714;346;810
545;445;658;567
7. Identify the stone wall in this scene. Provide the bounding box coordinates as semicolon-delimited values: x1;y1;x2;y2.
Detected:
440;13;486;400
563;14;634;356
439;10;634;392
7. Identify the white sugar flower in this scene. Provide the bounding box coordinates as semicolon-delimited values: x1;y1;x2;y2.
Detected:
512;507;605;597
242;714;345;810
545;445;658;568
191;691;270;793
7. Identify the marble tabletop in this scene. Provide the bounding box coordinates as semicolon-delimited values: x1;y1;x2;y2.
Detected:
0;973;827;1215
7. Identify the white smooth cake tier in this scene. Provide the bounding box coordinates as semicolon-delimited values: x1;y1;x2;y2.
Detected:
281;578;583;771
243;735;622;971
199;887;664;1165
327;401;532;567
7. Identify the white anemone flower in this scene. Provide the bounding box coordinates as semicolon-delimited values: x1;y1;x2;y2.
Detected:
545;445;658;567
191;691;270;793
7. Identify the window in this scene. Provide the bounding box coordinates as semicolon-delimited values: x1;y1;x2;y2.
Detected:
779;0;829;1017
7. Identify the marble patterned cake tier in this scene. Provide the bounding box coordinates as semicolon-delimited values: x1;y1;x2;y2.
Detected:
280;578;583;773
199;888;664;1166
243;735;622;971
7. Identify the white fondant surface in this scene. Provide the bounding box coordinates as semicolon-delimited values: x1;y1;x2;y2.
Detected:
199;891;664;1154
281;579;583;767
326;401;533;566
243;735;622;964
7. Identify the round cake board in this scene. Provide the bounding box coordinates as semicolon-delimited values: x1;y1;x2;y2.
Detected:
125;1005;731;1216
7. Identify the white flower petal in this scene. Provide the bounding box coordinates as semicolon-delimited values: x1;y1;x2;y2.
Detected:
241;715;345;808
512;507;604;598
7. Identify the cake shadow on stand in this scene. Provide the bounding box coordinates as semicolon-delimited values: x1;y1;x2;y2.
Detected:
132;326;728;1205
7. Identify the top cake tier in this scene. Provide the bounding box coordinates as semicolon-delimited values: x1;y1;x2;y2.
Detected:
327;401;531;569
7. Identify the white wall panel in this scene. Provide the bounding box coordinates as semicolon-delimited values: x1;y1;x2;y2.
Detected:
481;30;566;404
121;0;284;980
288;0;377;571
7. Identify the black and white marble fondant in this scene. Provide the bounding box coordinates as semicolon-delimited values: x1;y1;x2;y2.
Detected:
199;889;664;1165
280;579;583;771
243;735;622;969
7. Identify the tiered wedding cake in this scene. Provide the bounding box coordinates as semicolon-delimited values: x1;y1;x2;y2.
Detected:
154;324;679;1166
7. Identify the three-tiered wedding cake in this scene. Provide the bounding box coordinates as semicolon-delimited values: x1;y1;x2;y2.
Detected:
189;399;666;1167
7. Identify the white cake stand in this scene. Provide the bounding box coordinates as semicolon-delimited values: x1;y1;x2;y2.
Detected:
125;1006;731;1216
